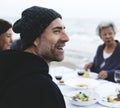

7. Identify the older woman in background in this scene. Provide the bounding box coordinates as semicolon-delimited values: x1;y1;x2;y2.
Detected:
84;22;120;82
0;19;13;51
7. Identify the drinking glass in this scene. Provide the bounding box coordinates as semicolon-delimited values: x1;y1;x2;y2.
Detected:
54;67;63;84
114;70;120;91
114;70;120;83
76;68;84;76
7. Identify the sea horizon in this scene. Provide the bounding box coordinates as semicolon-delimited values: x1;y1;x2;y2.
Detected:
2;16;120;68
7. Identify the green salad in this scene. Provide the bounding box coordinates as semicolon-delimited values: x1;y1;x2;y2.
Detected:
72;92;89;101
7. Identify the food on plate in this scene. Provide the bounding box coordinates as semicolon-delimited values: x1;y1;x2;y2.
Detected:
72;91;97;102
107;91;120;102
59;80;64;83
114;91;120;101
83;71;89;78
102;91;120;103
72;92;89;101
66;90;98;106
107;97;114;102
76;84;88;87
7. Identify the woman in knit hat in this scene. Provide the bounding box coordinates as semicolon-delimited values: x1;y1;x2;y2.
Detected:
0;6;69;108
0;19;13;51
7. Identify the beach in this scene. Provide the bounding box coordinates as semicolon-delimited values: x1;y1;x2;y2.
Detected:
5;17;120;70
50;18;120;70
50;61;80;70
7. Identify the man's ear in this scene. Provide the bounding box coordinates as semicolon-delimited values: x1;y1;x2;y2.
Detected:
33;37;40;46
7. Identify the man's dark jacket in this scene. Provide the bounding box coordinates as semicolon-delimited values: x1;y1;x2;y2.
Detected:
0;50;66;108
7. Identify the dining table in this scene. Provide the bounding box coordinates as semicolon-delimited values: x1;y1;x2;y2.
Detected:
49;66;120;108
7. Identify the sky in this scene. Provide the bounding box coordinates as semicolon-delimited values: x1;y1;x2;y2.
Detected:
1;0;120;20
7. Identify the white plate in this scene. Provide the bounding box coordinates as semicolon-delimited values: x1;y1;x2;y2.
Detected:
65;90;99;106
75;69;98;78
89;72;98;79
64;77;100;89
99;95;120;108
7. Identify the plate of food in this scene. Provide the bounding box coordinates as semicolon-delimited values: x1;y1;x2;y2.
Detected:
65;90;99;106
64;78;88;89
75;69;98;79
64;77;100;89
89;72;98;79
99;92;120;108
82;71;98;79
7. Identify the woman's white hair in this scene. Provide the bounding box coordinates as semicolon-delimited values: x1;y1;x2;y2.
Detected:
96;21;117;36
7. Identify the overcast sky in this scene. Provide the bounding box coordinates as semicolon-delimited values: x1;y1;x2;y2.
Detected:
1;0;120;20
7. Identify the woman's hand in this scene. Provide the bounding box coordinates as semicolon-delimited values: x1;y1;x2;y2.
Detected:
98;70;108;79
84;63;93;71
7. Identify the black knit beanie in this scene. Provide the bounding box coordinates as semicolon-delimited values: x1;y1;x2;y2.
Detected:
13;6;62;50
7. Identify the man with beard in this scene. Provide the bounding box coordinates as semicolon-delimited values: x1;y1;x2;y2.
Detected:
0;6;69;108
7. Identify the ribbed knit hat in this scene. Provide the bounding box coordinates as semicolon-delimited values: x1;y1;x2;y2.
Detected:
13;6;62;50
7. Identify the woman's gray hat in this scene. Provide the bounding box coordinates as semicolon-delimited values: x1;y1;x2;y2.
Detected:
13;6;62;50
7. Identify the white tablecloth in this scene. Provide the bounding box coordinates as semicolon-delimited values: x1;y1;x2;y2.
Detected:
49;66;118;108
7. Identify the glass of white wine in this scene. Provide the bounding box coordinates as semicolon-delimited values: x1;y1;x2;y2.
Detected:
114;70;120;92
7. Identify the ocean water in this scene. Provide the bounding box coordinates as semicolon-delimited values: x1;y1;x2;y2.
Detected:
3;16;120;67
63;18;120;67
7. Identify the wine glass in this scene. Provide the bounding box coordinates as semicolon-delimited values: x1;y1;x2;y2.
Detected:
114;70;120;83
114;70;120;92
54;67;63;84
55;75;62;81
76;68;84;76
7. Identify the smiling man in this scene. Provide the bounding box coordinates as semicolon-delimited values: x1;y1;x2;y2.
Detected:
0;6;69;108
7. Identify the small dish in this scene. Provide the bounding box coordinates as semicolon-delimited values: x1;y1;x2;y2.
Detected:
99;94;120;108
65;90;99;106
64;77;100;89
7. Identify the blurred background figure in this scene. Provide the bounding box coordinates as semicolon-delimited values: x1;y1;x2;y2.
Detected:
84;21;120;82
0;19;13;51
11;39;22;50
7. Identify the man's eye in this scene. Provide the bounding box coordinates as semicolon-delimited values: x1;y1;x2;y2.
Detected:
109;33;112;35
103;34;107;36
54;30;60;33
7;35;10;37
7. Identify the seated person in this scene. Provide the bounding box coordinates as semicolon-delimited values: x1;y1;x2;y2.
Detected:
84;21;120;82
11;39;22;50
0;6;69;108
0;19;13;51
